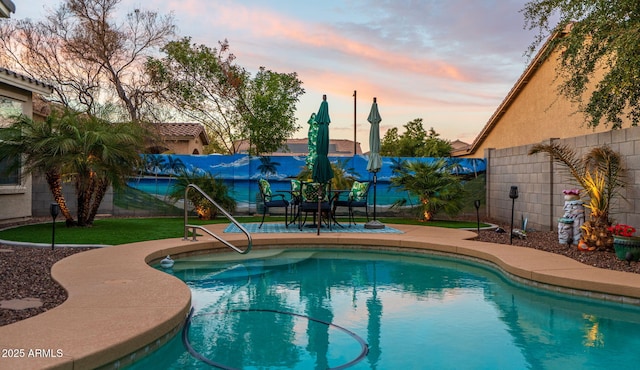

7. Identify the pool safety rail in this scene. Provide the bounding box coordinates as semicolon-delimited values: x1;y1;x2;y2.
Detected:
183;184;252;254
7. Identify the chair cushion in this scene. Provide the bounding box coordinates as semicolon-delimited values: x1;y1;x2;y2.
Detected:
259;178;272;201
302;182;329;202
266;199;289;207
291;179;301;199
349;181;368;201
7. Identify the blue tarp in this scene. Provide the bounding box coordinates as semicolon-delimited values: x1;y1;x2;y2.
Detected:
140;154;485;181
131;154;485;208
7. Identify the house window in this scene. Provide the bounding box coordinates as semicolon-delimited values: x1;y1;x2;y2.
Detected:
0;96;24;185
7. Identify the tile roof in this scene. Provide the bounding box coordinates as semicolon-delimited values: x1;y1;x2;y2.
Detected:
450;139;470;151
0;68;53;95
155;122;209;145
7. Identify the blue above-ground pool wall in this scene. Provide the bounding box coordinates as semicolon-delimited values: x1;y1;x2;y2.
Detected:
128;154;486;214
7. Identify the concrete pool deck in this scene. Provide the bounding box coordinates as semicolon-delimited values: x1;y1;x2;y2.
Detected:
2;223;640;369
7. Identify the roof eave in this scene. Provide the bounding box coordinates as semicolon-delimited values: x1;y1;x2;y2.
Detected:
199;132;210;146
0;68;54;95
0;0;16;18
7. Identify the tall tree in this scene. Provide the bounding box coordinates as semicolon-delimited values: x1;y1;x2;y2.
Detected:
397;118;427;157
242;67;305;155
380;119;451;157
146;38;304;155
420;127;453;157
380;127;399;157
0;0;175;122
146;38;246;154
523;0;640;129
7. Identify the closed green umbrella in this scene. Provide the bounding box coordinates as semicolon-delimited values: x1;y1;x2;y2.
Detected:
306;113;318;173
365;97;385;229
366;97;382;173
312;95;334;183
312;94;334;235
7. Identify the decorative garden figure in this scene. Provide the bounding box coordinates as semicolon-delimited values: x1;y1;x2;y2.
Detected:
558;218;574;244
567;200;585;244
557;189;585;245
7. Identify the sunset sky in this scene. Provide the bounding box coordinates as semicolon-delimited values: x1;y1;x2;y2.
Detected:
17;0;546;152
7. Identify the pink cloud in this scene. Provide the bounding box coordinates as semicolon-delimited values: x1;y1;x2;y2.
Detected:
197;3;472;83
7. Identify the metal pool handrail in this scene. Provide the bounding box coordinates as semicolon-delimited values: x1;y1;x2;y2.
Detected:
183;184;252;254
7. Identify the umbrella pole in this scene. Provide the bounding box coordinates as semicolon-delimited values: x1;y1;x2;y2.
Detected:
365;172;385;229
373;173;377;220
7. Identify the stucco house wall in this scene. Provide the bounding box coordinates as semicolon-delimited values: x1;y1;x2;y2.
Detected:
456;30;613;159
0;69;52;224
456;27;639;233
152;122;209;155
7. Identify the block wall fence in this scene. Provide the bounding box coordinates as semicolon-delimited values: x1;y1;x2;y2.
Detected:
485;125;640;232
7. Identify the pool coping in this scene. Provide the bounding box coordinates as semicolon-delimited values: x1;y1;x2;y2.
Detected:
2;223;640;369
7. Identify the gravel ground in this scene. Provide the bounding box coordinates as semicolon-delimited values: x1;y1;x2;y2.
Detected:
0;245;93;327
475;223;640;274
1;219;639;327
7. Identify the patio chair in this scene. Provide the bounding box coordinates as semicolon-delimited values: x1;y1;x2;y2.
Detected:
333;181;370;226
298;181;332;231
258;178;289;229
288;179;302;225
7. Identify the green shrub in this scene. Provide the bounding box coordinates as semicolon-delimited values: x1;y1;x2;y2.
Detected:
169;170;236;219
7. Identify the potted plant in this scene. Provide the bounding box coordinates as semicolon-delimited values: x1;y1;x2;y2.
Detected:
610;224;640;261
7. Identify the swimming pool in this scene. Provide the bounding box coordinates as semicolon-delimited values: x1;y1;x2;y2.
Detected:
130;248;640;369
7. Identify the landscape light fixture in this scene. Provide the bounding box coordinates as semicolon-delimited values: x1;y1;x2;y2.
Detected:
50;202;60;250
474;200;481;234
509;186;519;244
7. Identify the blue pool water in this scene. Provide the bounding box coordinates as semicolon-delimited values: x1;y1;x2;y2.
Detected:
130;249;640;369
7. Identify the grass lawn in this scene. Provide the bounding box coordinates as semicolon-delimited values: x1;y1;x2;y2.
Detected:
0;217;487;245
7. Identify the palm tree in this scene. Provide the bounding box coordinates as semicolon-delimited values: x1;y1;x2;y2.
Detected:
529;143;626;250
165;156;186;176
146;154;167;196
389;157;407;174
163;156;186;199
0;109;145;226
257;156;280;177
296;159;355;190
390;159;466;221
59;114;145;226
389;157;412;206
0;112;75;224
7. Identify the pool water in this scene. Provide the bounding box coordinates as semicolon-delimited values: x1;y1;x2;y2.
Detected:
130;249;640;369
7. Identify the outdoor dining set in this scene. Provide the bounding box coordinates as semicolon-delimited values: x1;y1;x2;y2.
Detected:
257;178;371;233
257;93;383;235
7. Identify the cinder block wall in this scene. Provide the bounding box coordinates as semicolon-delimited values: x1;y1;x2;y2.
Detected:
31;175;113;218
486;126;640;231
32;176;178;218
